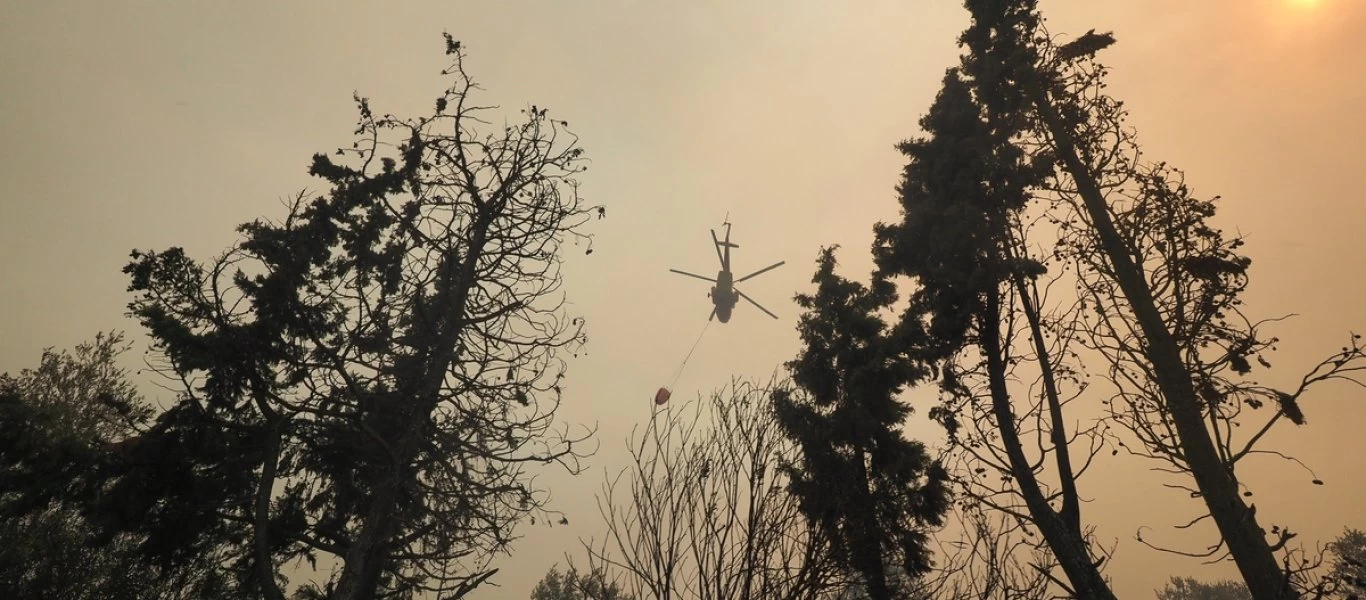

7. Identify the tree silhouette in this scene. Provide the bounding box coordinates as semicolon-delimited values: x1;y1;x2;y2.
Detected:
121;34;600;600
872;63;1115;598
773;249;950;600
955;1;1366;597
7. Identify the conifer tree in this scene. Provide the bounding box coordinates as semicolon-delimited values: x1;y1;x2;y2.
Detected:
774;248;949;600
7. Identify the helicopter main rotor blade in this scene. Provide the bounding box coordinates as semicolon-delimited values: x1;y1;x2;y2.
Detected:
709;307;717;322
669;269;717;283
734;261;786;284
736;289;779;319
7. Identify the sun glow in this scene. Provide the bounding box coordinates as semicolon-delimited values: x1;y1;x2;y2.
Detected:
1274;0;1332;36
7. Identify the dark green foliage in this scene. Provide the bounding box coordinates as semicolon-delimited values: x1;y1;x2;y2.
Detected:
958;0;1045;140
0;334;233;599
0;335;149;513
1053;30;1116;63
0;335;142;522
95;404;261;570
0;504;233;600
774;248;949;600
0;388;102;519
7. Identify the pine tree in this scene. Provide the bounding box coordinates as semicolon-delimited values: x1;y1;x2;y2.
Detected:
774;248;949;600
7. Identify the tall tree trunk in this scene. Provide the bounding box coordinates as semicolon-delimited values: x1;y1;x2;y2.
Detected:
850;451;893;600
1029;86;1294;600
334;215;491;600
333;465;406;600
980;291;1116;600
254;424;286;600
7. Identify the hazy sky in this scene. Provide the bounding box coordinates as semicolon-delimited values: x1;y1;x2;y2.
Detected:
2;1;1364;597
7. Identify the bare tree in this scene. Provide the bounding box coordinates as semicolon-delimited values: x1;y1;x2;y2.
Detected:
912;231;1116;599
121;34;600;599
1011;17;1366;594
954;2;1366;596
1055;151;1366;570
582;377;851;600
913;504;1054;600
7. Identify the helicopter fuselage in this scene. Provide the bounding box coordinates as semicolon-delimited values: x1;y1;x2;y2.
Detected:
669;221;783;323
711;269;737;322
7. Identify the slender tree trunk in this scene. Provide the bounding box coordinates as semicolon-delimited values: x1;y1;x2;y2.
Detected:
850;451;892;600
1013;275;1082;533
979;291;1116;600
742;451;759;600
1029;86;1294;599
254;424;286;600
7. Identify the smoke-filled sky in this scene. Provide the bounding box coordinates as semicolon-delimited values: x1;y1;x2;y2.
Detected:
2;1;1363;597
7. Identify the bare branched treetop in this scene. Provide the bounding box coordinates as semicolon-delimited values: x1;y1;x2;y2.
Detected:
582;377;856;600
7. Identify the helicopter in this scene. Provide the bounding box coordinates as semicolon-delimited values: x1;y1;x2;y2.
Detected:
669;221;785;323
